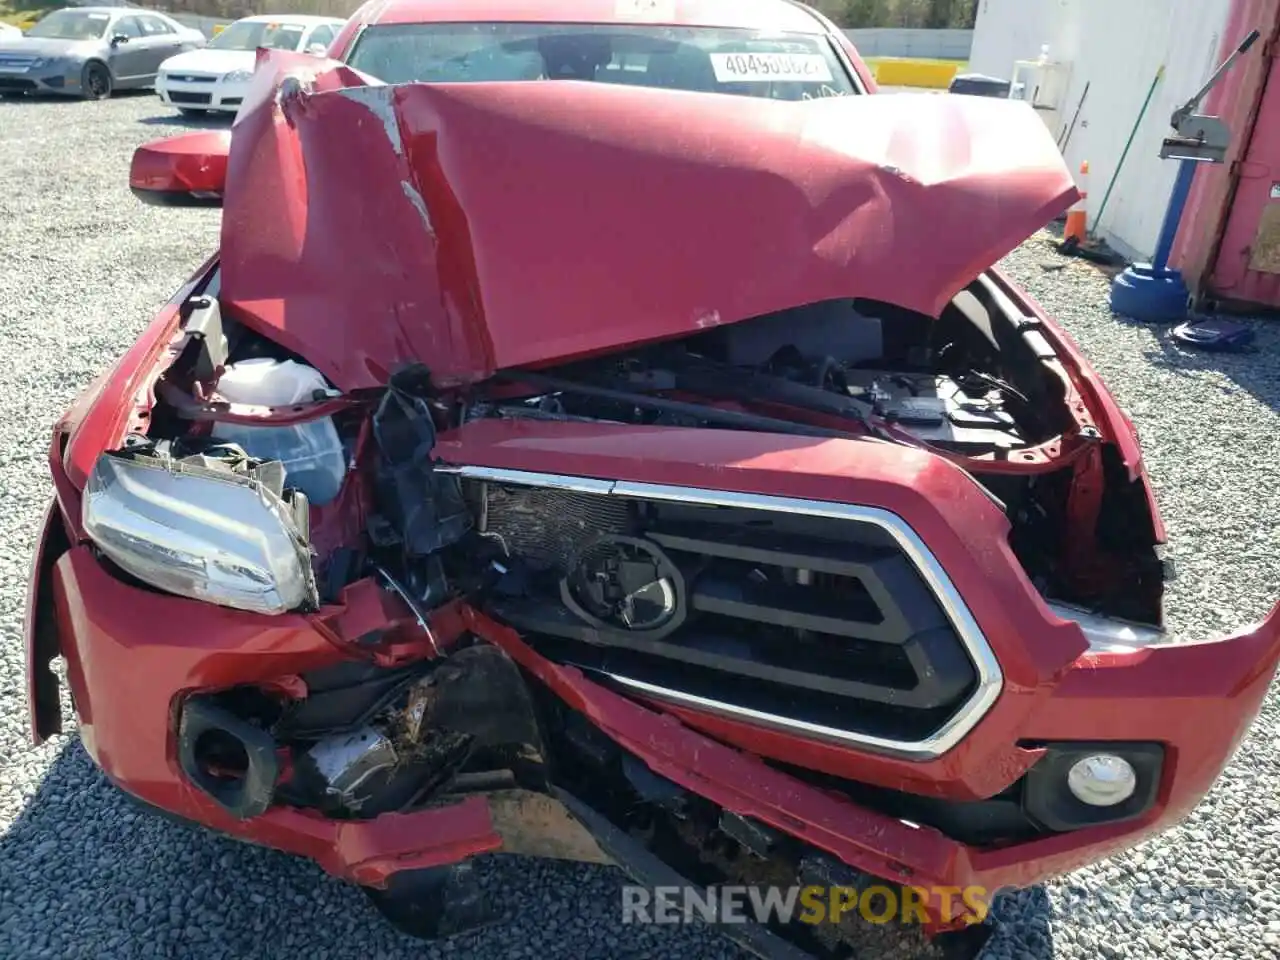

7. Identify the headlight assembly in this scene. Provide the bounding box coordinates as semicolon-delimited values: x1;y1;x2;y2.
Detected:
223;69;253;83
82;448;317;615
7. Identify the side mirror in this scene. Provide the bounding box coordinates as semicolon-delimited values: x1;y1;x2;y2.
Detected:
130;130;230;207
110;33;128;46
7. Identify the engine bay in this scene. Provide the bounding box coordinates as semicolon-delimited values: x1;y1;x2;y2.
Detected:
141;270;1166;642
462;288;1063;460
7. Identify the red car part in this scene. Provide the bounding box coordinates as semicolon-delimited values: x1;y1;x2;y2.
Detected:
27;2;1280;953
28;396;1280;919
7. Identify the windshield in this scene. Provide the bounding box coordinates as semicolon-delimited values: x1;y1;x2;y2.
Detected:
346;23;857;100
26;9;110;40
209;19;306;52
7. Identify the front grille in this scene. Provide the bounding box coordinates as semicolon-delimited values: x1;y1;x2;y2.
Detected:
167;74;217;83
0;77;35;91
456;470;993;754
168;90;212;105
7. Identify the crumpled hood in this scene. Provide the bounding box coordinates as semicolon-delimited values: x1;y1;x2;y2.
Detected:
220;52;1078;392
160;47;255;76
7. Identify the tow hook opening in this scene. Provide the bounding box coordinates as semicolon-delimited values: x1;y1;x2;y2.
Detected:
177;697;280;820
192;728;251;782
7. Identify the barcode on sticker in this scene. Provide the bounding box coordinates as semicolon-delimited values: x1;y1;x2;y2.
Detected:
710;52;833;83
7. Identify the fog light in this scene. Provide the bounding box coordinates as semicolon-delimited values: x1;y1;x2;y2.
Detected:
1066;754;1137;807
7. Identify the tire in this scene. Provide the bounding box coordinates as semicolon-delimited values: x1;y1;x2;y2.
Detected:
179;108;207;117
81;61;112;101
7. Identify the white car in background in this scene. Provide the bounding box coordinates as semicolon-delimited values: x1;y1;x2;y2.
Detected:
154;13;343;115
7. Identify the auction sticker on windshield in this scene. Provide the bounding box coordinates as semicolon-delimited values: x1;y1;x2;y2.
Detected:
710;53;833;83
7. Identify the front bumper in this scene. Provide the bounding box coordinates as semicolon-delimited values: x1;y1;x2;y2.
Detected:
26;493;1280;930
155;73;246;112
0;61;84;96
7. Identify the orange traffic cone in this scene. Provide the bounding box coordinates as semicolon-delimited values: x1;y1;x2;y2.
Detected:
1064;160;1089;244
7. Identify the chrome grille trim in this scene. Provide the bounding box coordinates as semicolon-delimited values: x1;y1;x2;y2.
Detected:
435;464;1004;761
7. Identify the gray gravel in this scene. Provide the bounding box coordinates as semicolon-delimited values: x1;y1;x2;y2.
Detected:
1;92;1279;960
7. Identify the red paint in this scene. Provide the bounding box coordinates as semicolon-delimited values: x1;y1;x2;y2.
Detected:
129;129;231;197
29;0;1277;939
30;530;1280;923
1172;0;1280;307
205;49;1075;392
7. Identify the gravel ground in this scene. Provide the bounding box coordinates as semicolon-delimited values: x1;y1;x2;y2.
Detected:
1;92;1279;960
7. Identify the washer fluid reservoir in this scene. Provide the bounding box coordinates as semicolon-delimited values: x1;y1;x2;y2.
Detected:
212;358;346;506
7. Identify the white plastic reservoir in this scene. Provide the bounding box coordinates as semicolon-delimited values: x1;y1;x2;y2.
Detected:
212;358;346;506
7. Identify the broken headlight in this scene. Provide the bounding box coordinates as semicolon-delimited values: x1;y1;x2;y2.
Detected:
82;450;317;615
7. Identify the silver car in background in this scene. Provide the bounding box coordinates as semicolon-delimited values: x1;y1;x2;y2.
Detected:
0;6;204;100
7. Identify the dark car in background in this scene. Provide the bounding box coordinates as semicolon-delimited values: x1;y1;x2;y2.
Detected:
0;5;204;100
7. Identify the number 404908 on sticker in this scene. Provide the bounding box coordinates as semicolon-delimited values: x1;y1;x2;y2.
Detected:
709;53;833;84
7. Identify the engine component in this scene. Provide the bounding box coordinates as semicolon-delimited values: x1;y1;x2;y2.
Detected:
211;358;348;506
476;482;632;571
856;371;1025;452
282;643;552;818
305;728;400;810
371;366;472;557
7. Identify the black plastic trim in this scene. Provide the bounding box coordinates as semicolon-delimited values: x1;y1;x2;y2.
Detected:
1022;741;1164;832
177;696;280;820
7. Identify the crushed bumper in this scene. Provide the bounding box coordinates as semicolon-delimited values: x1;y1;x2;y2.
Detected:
26;527;1280;931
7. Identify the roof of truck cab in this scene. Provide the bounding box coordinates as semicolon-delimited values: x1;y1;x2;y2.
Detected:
360;0;832;34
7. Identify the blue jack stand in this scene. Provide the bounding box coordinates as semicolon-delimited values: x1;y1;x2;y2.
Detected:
1109;159;1196;322
1110;28;1262;323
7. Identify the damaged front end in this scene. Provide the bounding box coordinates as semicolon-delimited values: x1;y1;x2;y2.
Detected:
26;47;1280;960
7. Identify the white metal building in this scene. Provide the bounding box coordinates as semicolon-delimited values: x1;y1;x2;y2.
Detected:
969;0;1234;261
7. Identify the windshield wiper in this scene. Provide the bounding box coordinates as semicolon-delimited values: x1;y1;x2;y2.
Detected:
493;369;860;441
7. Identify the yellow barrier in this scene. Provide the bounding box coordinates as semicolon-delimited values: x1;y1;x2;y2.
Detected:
867;58;963;90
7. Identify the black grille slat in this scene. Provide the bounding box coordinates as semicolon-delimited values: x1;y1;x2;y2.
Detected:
691;576;885;640
167;91;212;104
648;525;896;576
487;597;952;705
